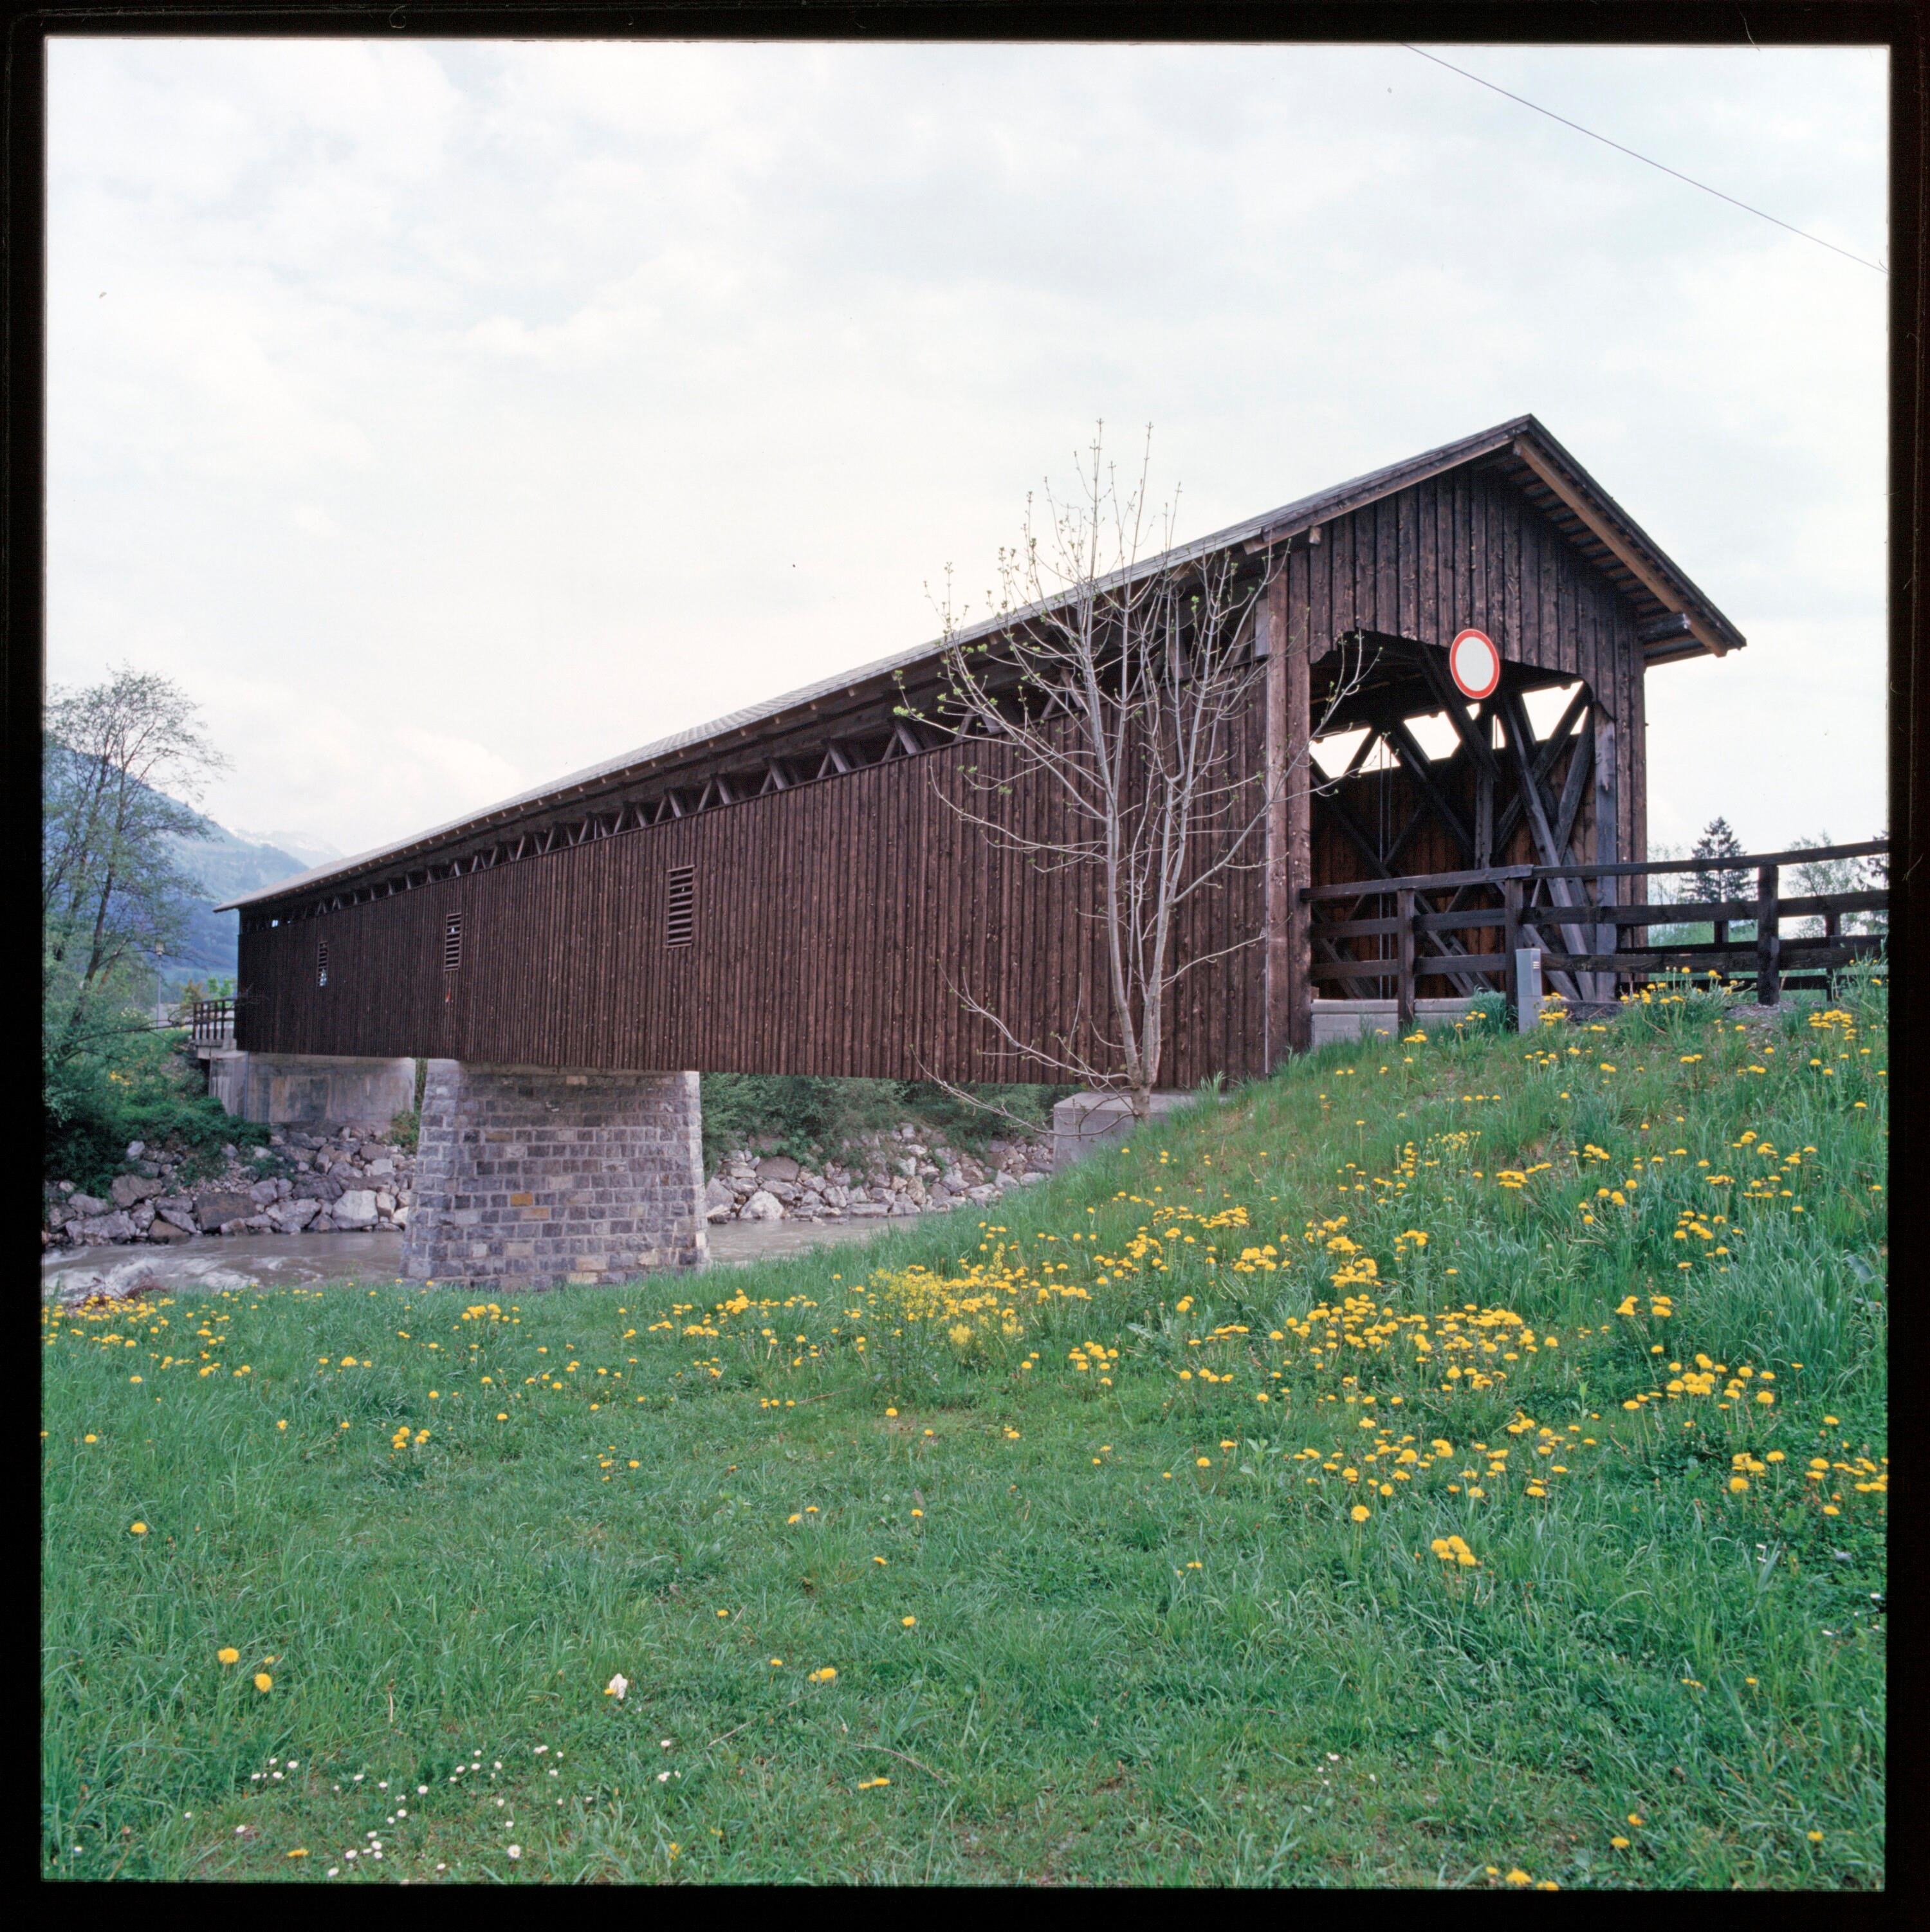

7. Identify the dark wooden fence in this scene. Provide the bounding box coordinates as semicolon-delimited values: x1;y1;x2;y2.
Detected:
1302;839;1887;1028
189;998;235;1045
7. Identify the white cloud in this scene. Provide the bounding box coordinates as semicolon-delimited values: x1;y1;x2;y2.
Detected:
47;39;1886;854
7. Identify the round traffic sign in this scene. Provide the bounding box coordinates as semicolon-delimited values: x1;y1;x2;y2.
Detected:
1448;628;1501;701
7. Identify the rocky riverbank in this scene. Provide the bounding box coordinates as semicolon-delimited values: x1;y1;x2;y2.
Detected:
704;1123;1054;1224
44;1118;1055;1254
44;1126;417;1251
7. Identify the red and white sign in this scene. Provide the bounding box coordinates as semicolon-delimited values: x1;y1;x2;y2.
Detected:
1448;628;1502;701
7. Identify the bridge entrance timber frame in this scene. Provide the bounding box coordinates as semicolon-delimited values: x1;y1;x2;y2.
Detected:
224;413;1747;1089
1277;626;1631;1042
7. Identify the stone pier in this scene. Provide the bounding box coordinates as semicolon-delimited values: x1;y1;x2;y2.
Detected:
401;1063;707;1290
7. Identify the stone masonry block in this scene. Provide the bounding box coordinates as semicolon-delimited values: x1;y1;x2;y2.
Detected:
402;1063;706;1289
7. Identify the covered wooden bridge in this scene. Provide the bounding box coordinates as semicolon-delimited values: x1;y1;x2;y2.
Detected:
221;414;1748;1287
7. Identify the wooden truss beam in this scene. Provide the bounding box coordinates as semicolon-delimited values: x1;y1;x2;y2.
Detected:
1492;684;1588;856
1411;645;1503;785
1510;435;1728;658
1381;719;1476;865
1312;793;1490;998
1496;689;1588;1003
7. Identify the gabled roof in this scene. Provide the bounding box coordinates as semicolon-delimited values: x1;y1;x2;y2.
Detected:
221;414;1743;912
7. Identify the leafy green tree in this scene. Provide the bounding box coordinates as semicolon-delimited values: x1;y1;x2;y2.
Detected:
43;667;226;1061
1789;831;1889;938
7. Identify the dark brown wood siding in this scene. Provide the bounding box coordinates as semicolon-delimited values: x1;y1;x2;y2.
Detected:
238;713;1271;1087
1285;462;1642;703
1288;461;1644;872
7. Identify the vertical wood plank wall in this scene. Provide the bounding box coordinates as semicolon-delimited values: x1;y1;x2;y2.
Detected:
1283;462;1645;883
239;713;1271;1089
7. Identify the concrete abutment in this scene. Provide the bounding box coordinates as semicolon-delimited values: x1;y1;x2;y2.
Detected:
201;1049;417;1129
400;1063;707;1290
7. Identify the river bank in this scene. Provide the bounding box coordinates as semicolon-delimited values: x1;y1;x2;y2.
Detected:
41;1213;895;1303
46;1116;1053;1258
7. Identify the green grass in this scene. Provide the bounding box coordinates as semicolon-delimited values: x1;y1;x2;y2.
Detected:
42;983;1886;1887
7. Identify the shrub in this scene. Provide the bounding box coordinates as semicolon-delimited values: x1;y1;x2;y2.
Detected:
698;1074;1070;1174
44;1021;267;1195
385;1061;428;1152
1458;990;1513;1036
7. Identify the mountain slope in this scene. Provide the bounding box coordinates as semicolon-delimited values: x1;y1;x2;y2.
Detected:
156;816;320;988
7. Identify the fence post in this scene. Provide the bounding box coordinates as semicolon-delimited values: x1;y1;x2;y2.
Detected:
1594;869;1617;1006
1514;947;1543;1034
1502;876;1522;988
1755;864;1781;1007
1396;888;1416;1032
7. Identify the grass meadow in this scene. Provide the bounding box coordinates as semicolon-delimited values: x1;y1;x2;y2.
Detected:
41;978;1886;1886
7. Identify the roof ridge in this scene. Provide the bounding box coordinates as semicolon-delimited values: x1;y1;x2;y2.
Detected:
219;414;1733;912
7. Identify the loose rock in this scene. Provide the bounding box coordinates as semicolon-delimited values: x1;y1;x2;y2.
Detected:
333;1189;380;1229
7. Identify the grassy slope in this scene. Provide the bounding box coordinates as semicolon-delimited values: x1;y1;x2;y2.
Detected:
41;985;1887;1887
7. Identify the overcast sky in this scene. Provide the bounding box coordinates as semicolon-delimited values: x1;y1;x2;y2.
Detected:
47;36;1887;860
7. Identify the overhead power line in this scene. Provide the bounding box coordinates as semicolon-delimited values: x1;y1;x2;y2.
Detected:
1402;44;1887;275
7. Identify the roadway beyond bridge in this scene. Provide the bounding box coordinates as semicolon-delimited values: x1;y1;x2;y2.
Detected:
217;416;1765;1290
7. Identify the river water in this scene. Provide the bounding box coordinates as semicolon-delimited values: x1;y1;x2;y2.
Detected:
40;1213;896;1298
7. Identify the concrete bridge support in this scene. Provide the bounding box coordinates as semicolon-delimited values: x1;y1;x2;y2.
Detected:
1307;997;1478;1047
400;1063;707;1290
1051;1090;1195;1172
201;1048;418;1130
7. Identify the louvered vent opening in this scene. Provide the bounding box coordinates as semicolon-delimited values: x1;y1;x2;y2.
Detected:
317;939;330;988
665;865;695;947
443;913;463;971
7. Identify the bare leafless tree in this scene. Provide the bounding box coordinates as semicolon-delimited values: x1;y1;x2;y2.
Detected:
901;425;1367;1121
1788;831;1889;938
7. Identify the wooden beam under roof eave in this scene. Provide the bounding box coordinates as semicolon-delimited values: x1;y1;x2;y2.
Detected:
1507;437;1729;659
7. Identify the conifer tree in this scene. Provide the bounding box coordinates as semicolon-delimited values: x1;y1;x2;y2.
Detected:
1688;816;1749;908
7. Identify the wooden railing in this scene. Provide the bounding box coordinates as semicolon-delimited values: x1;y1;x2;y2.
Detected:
1301;840;1887;1029
189;998;236;1045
